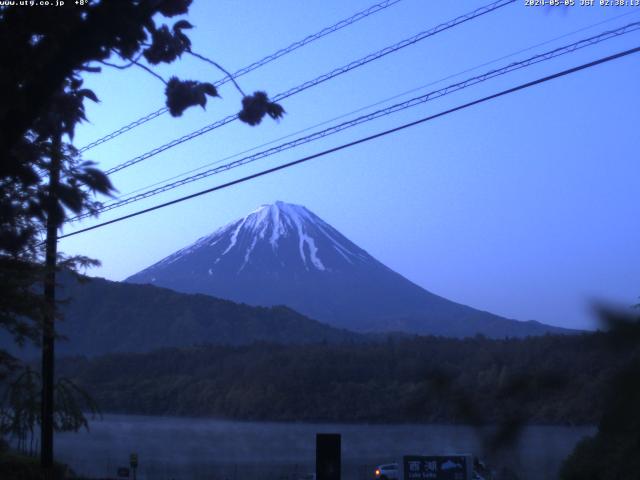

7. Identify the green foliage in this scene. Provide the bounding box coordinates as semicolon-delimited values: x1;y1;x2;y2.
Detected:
239;91;286;126
143;21;192;65
1;0;273;259
0;451;70;480
165;77;218;116
0;259;44;354
0;367;39;456
0;366;101;456
0;0;212;388
559;312;640;480
0;0;285;469
0;0;194;167
57;332;636;425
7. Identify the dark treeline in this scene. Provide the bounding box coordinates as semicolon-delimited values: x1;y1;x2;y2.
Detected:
56;332;634;425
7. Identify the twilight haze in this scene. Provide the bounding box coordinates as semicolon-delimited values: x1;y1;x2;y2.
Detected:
59;1;640;331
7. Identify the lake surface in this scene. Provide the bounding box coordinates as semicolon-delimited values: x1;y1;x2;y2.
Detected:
55;414;594;480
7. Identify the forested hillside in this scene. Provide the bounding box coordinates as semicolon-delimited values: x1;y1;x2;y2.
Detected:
0;275;361;359
58;332;634;424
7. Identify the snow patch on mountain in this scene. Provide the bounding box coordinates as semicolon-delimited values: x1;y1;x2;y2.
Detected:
239;236;259;273
222;218;245;255
269;204;287;249
137;201;372;278
202;201;364;272
277;203;326;271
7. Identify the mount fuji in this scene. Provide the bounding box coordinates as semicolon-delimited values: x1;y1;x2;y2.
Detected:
126;201;570;337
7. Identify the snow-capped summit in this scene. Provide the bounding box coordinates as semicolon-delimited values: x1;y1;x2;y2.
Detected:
152;201;372;276
126;202;570;337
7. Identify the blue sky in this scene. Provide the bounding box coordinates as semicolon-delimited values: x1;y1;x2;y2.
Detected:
62;0;640;330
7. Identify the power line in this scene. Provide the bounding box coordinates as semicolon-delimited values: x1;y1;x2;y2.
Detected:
102;0;515;176
59;45;640;240
77;0;404;153
70;21;640;221
114;10;640;200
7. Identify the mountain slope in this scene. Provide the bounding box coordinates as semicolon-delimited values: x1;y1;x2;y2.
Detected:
126;202;572;338
2;274;360;358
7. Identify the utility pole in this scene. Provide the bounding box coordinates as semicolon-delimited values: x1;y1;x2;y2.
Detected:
41;133;62;477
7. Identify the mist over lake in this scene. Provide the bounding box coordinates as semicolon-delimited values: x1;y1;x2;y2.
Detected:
55;414;594;480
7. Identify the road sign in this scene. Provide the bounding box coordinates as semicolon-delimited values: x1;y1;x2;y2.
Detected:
403;455;472;480
117;467;130;478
